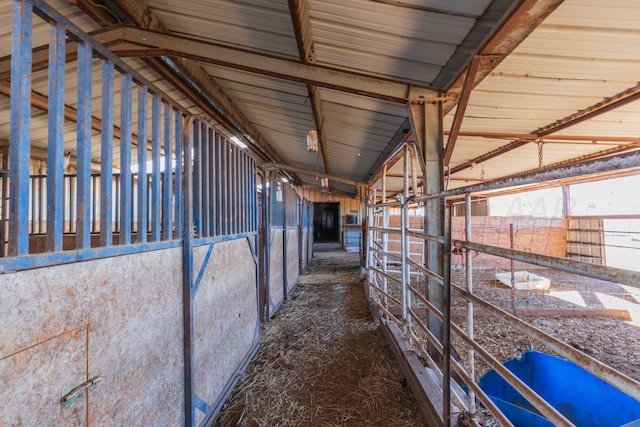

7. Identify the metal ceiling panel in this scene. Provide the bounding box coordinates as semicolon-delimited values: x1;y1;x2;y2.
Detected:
146;0;299;58
446;0;640;185
308;0;481;85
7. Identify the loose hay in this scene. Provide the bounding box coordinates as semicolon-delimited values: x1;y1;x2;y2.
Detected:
215;251;427;427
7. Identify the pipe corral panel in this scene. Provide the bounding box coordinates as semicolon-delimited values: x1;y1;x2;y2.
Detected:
0;248;184;426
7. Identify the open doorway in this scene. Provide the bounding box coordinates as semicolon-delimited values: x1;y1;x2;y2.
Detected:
313;203;340;242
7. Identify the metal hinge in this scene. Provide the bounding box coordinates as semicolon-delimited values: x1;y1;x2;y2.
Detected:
60;375;101;405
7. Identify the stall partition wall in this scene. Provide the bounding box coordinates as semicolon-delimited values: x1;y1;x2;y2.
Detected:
1;2;258;426
265;180;304;318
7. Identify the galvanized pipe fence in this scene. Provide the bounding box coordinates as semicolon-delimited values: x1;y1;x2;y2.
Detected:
365;144;640;426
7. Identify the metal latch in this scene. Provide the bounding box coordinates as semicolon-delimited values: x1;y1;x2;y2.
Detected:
60;376;101;404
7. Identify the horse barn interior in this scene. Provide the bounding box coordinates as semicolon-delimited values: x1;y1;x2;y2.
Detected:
3;0;640;425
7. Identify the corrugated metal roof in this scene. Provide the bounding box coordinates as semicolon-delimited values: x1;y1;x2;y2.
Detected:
6;0;640;199
444;0;640;190
146;0;299;57
137;0;509;193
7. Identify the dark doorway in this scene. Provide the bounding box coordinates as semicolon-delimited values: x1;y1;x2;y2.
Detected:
313;203;340;242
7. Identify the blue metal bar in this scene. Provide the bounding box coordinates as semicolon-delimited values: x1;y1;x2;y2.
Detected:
230;148;242;234
163;103;173;240
9;0;32;256
136;86;148;242
215;133;222;235
249;158;260;231
151;94;161;242
239;152;245;233
209;128;218;236
100;61;114;247
92;175;98;233
244;153;249;233
192;121;202;237
46;23;66;252
120;73;133;245
192;231;258;248
252;159;258;232
113;174;120;233
0;239;182;273
174;111;183;239
243;154;248;231
182;115;196;427
245;156;250;233
201;126;210;238
193;395;211;418
208;128;215;236
223;139;229;235
30;178;36;235
29;0;188;115
193;242;215;296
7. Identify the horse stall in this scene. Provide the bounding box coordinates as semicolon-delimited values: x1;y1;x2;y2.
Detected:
0;6;260;424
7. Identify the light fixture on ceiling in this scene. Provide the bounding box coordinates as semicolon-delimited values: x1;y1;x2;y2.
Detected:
230;136;248;149
306;130;318;153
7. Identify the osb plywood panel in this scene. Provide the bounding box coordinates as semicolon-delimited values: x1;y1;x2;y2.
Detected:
0;328;86;426
87;248;184;426
301;228;309;269
269;229;285;314
452;216;567;269
192;238;259;417
286;229;300;295
306;226;314;264
0;248;184;426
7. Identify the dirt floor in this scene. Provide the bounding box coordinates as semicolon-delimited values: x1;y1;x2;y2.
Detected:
214;249;427;427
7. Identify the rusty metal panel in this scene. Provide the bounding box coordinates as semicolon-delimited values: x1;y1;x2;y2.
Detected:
191;238;259;424
269;229;285;316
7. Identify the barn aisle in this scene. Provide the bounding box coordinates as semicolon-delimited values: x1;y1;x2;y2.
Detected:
214;249;427;426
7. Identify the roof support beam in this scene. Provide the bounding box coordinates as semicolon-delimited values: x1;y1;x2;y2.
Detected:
94;25;439;103
444;130;640;144
287;0;330;174
443;55;480;167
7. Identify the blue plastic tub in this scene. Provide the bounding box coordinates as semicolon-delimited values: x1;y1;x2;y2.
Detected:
479;351;640;427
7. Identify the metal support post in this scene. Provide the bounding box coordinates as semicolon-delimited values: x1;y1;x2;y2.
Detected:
399;193;408;328
403;147;412;332
408;98;444;350
442;201;452;427
464;192;476;417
